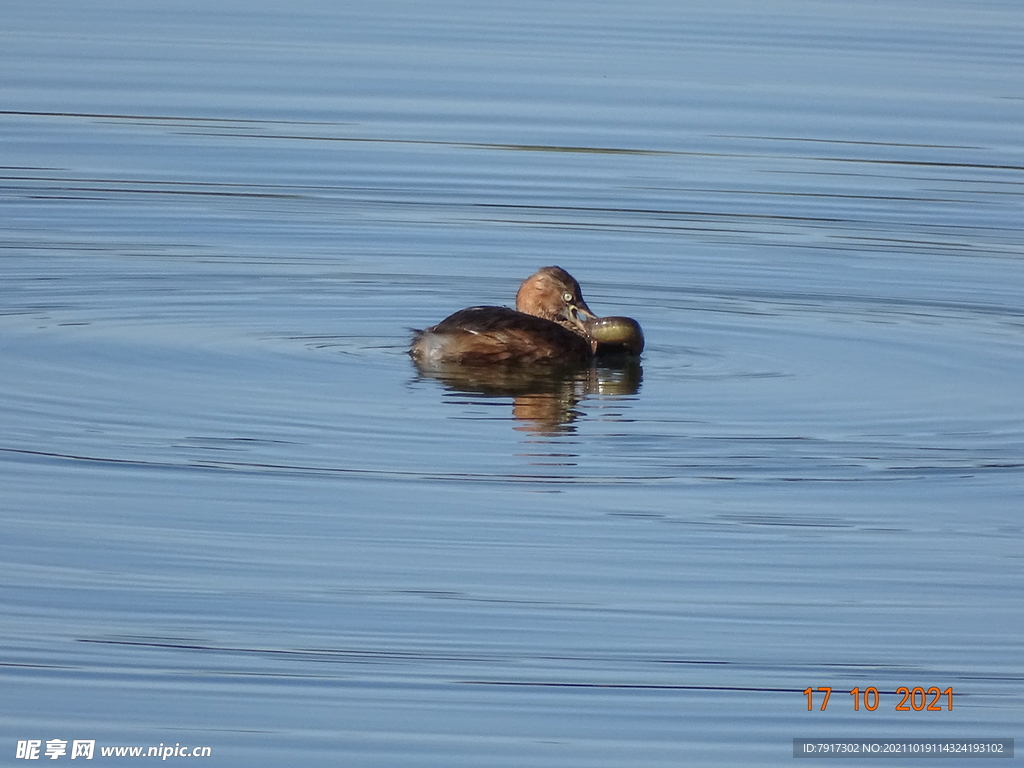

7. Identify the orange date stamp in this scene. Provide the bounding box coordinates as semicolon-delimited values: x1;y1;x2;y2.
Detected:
804;686;954;712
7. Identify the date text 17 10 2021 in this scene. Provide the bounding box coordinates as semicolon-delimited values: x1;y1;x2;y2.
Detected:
803;686;952;712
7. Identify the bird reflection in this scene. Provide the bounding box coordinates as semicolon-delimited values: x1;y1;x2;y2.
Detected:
413;357;642;435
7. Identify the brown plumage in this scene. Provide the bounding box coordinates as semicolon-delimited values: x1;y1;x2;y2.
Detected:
410;266;597;366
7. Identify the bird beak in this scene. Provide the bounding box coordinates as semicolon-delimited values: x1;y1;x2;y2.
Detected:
565;301;597;331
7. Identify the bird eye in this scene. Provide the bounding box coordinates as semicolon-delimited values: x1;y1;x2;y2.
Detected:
562;292;573;303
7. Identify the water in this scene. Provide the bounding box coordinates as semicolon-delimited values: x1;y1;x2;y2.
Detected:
2;1;1022;765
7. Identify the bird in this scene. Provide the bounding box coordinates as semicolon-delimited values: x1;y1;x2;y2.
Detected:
410;266;599;366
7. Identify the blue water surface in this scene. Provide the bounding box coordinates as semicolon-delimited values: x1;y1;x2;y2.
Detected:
2;1;1022;765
